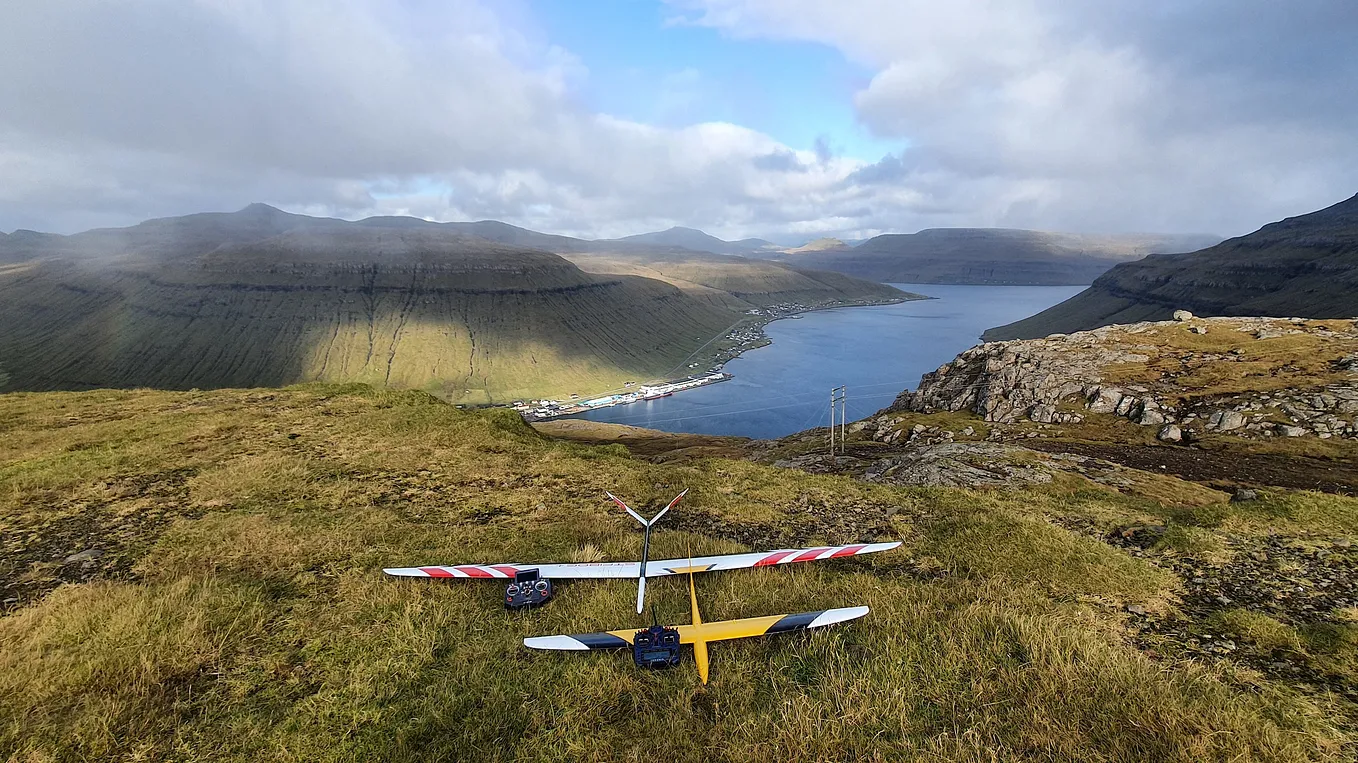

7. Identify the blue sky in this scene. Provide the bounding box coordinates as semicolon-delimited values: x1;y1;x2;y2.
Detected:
525;0;901;162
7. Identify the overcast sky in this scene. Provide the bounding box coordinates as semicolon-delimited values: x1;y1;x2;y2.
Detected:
1;0;1354;240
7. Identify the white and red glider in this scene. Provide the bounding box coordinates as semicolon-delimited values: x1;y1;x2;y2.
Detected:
384;490;900;611
383;541;901;582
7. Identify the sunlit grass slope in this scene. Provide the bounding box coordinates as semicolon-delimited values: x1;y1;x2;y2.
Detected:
562;250;912;312
1;386;1354;761
0;229;738;403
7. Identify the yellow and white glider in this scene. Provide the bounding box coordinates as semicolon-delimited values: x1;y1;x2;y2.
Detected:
523;571;869;683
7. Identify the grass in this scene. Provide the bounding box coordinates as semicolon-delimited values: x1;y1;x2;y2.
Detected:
2;385;1356;761
1099;321;1358;400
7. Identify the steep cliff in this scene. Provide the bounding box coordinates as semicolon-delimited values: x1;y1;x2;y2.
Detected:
986;194;1358;340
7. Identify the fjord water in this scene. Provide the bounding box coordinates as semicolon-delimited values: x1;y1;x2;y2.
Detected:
569;284;1084;438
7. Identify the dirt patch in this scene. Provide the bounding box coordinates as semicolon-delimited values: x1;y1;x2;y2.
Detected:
673;493;902;550
533;419;751;461
1027;440;1358;495
1053;514;1358;706
0;468;206;612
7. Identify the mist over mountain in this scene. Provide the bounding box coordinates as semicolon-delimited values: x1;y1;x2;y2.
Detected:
0;205;905;401
985;193;1358;340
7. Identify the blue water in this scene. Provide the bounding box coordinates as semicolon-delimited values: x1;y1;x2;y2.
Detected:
569;284;1084;439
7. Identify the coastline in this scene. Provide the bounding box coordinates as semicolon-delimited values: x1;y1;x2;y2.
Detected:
508;290;927;420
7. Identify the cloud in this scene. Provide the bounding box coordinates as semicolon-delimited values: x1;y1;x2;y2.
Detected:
1;0;1353;239
670;0;1358;235
751;149;809;173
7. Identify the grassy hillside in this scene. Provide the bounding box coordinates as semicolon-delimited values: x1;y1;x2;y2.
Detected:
779;229;1222;286
986;194;1358;340
783;237;850;254
562;250;913;312
0;227;737;403
0;206;909;402
2;384;1355;761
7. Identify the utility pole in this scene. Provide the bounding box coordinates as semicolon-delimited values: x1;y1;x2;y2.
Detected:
829;386;847;454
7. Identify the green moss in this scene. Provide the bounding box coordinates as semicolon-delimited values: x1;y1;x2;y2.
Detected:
1210;610;1303;652
1153;525;1226;556
1166;503;1232;528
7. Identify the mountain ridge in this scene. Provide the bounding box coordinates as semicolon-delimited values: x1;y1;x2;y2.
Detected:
984;193;1358;340
0;206;905;401
773;228;1223;286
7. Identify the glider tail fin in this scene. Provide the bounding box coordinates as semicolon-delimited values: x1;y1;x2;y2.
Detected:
611;490;688;613
607;491;648;526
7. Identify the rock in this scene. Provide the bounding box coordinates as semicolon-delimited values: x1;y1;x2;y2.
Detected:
1087;387;1124;414
1139;409;1167;427
1278;425;1307;437
1251;551;1268;562
1190;326;1208;334
1029;404;1057;423
1208;410;1247;431
1334;538;1352;549
1157;424;1182;442
961;426;975;436
1231;488;1259;502
1126;604;1149;616
1115;395;1139;417
1173;310;1194;321
63;549;104;564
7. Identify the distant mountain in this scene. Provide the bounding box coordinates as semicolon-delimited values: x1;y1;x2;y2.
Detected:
560;249;914;312
607;226;778;256
985;194;1358;340
0;209;736;401
773;229;1222;286
357;216;591;253
0;205;904;402
783;237;850;254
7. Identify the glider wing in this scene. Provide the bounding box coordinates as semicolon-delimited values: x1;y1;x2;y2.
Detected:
649;541;900;576
383;541;900;581
522;606;869;651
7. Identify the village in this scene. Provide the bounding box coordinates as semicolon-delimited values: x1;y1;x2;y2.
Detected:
509;298;901;421
512;371;733;421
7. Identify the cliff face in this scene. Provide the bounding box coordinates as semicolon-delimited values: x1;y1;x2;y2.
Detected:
986;194;1358;340
891;315;1358;443
0;205;915;404
0;221;738;402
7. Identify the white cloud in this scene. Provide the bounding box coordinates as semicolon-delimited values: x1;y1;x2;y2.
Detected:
671;0;1358;235
1;0;1353;238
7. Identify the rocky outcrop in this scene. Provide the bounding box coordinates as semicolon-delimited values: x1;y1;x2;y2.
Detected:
769;437;1226;495
890;316;1358;442
888;325;1147;423
858;442;1054;488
